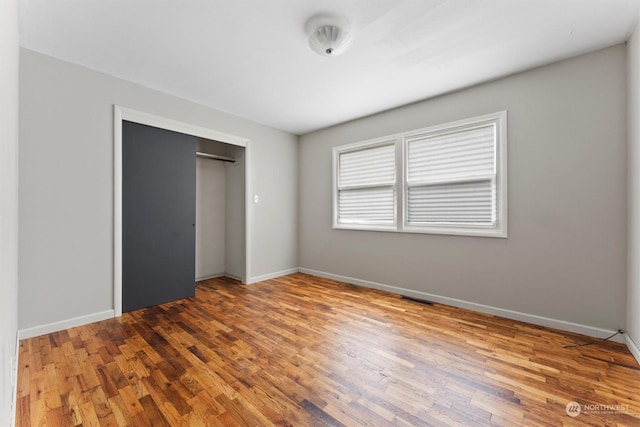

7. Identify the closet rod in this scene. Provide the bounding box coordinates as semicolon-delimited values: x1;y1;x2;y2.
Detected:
196;152;236;163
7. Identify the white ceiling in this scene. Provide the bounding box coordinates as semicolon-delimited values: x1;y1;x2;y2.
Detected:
18;0;639;135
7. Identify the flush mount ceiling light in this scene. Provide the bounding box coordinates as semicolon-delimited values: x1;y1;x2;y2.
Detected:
305;14;353;57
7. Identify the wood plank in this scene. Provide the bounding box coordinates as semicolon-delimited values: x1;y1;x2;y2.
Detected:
14;273;640;426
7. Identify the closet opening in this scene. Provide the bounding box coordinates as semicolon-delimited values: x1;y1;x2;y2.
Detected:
113;105;251;316
196;138;246;282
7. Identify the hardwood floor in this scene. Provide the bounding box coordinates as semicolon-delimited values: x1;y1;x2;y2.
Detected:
15;273;640;426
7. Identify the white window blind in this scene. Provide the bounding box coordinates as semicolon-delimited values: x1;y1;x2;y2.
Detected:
406;124;497;226
336;143;396;225
407;180;493;224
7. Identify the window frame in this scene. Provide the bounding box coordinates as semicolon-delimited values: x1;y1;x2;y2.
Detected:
402;111;508;238
332;135;401;231
331;111;507;238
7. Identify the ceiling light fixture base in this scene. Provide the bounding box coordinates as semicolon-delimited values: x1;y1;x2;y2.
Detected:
305;14;353;57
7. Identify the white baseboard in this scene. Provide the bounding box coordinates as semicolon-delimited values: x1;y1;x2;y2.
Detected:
196;273;247;283
17;310;115;341
248;268;299;284
196;273;226;281
225;273;244;282
627;335;640;365
299;268;625;343
10;331;19;427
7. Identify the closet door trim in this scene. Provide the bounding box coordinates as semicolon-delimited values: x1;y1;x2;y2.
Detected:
113;105;251;316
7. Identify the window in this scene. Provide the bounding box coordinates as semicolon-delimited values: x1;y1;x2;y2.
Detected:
333;137;399;230
404;112;507;237
332;111;507;238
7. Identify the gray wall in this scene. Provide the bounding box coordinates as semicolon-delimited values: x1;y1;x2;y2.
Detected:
195;156;226;279
19;48;298;330
226;145;246;279
299;45;627;332
0;0;19;423
628;14;640;352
